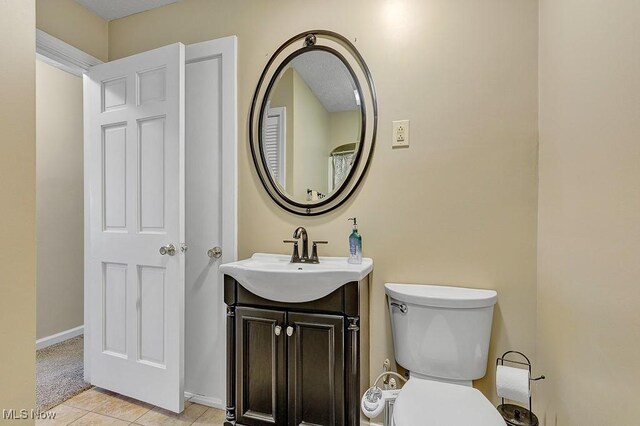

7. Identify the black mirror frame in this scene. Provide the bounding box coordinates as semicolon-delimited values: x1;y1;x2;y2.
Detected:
249;30;377;216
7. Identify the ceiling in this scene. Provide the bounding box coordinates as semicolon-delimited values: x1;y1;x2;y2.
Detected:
291;51;359;113
76;0;180;21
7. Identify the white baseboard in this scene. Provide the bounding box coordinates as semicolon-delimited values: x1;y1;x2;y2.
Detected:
184;392;225;410
36;325;84;350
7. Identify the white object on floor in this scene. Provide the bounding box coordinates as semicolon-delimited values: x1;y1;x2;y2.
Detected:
496;365;531;404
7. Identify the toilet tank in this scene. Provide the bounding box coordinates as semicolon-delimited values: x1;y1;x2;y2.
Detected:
385;283;497;382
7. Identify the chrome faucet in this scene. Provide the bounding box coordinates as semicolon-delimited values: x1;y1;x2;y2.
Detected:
284;227;328;264
293;227;309;260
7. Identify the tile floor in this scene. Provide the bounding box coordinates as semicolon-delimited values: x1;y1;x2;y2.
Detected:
37;387;226;426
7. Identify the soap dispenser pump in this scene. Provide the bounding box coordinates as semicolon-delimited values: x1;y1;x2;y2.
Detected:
348;217;362;264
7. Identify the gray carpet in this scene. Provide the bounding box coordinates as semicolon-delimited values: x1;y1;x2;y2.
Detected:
36;335;91;411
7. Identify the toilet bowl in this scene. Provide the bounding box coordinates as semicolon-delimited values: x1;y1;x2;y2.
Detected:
385;283;505;426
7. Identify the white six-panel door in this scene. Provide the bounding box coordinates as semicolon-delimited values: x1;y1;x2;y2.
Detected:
84;43;186;413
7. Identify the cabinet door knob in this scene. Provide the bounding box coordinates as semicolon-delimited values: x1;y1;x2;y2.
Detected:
286;326;294;337
274;325;282;336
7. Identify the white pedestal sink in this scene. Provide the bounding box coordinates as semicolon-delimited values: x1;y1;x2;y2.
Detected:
219;253;373;303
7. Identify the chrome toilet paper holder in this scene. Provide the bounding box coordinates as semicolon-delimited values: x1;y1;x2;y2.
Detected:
496;351;545;426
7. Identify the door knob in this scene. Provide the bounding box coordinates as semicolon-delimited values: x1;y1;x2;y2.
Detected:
159;244;176;256
286;326;294;337
274;325;282;336
207;246;222;258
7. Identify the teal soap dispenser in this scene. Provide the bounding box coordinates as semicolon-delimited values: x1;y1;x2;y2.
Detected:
348;217;362;264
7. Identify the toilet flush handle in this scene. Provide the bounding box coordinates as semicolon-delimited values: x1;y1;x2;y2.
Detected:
390;302;407;314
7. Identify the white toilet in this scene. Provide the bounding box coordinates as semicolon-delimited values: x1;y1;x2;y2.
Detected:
385;283;506;426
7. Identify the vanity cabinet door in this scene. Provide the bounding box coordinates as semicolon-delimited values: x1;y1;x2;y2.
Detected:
235;307;286;426
287;312;345;426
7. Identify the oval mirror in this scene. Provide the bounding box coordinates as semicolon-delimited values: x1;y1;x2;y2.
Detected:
250;31;377;215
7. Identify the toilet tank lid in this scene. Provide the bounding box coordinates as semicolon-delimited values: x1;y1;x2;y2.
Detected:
385;283;497;309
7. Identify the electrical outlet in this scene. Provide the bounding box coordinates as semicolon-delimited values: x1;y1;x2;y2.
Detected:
392;120;410;148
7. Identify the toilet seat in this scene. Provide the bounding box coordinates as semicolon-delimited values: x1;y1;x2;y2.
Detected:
393;378;506;426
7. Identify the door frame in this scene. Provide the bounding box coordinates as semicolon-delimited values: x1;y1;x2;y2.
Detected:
34;31;103;353
33;29;102;376
82;36;238;395
36;29;104;75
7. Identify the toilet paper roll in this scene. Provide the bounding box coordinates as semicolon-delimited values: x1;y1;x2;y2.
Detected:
496;365;530;404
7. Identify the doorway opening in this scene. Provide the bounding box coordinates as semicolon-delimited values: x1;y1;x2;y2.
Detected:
35;30;236;417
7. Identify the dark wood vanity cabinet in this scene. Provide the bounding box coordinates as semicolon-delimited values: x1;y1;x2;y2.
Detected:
234;307;286;425
224;276;369;426
287;312;345;426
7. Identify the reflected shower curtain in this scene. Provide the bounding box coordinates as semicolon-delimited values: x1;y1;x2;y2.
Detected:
332;152;355;189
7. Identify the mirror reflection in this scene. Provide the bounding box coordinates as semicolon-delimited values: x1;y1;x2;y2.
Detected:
262;50;362;203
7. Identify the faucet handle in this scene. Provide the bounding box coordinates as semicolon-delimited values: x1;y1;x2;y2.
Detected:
310;241;328;264
283;240;300;263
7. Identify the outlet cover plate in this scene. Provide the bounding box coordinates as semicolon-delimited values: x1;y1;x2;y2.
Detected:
392;120;410;148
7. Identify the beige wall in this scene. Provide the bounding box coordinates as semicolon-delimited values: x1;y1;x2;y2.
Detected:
36;60;84;340
0;0;36;419
537;0;640;424
34;0;105;342
292;68;330;199
36;0;108;62
329;110;361;152
109;0;539;400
